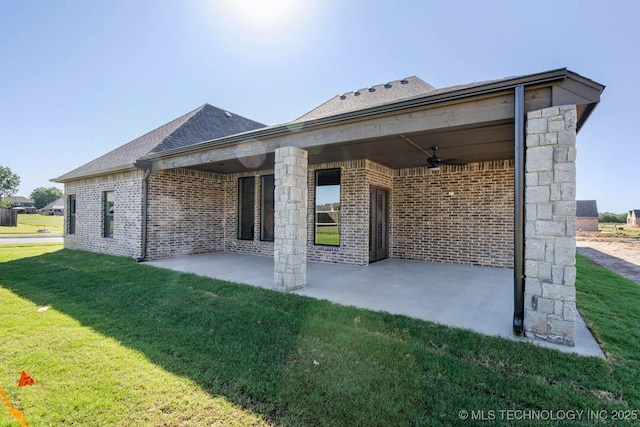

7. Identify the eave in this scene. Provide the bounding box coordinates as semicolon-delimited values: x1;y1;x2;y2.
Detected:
140;68;603;164
51;163;139;183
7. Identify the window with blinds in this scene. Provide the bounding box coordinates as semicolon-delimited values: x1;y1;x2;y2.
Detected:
238;177;255;240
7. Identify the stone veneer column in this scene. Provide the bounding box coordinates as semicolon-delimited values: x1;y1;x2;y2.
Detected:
274;146;308;290
524;105;578;346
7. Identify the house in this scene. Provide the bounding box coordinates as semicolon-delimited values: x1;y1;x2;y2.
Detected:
42;197;65;215
53;68;605;347
1;196;36;214
575;200;599;231
627;210;640;228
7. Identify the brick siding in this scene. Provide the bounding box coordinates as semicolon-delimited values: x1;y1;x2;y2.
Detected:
222;170;275;257
146;168;225;259
64;170;144;258
392;160;514;268
65;159;515;269
575;217;598;232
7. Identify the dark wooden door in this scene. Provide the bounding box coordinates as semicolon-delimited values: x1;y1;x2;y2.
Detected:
369;187;389;263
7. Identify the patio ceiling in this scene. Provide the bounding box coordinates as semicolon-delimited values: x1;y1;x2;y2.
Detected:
187;120;515;174
147;69;603;176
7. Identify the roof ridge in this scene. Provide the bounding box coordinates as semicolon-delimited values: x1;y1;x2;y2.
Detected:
343;75;428;96
149;104;266;154
52;102;268;182
156;104;209;152
356;75;422;92
295;75;435;122
51;105;207;181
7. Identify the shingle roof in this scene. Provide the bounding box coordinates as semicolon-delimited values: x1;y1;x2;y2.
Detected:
43;197;65;210
576;200;598;218
294;73;591;124
1;196;34;204
54;104;266;181
295;76;435;122
150;105;266;153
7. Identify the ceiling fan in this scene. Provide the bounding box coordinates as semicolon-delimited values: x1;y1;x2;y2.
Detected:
399;135;465;171
426;146;443;171
426;147;467;171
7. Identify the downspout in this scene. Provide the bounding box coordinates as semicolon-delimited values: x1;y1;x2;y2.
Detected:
135;161;152;262
513;85;525;335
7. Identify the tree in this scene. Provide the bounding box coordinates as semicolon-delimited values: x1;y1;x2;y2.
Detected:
30;187;64;209
0;166;20;199
598;212;627;224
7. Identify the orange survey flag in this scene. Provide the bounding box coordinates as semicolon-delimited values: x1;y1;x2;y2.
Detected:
18;371;35;387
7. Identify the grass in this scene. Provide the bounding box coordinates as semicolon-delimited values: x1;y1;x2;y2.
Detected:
0;245;639;426
598;223;640;237
315;225;339;245
574;255;640;395
0;214;63;236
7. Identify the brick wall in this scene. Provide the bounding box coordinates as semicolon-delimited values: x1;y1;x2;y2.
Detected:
148;159;515;268
64;170;144;258
392;160;514;268
576;217;598;232
307;160;370;266
65;158;516;269
146;168;225;259
222;170;275;257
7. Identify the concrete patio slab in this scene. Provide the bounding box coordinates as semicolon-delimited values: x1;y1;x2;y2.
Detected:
147;252;604;358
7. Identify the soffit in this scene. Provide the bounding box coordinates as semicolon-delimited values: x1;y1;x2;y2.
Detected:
188;119;515;174
177;72;603;175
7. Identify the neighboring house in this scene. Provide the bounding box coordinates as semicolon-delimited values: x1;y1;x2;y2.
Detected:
627;210;640;228
42;197;65;216
576;200;599;231
1;196;36;214
53;68;605;347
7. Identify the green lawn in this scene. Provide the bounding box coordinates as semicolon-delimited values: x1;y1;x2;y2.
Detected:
598;223;640;237
0;214;64;236
1;245;639;426
315;225;339;245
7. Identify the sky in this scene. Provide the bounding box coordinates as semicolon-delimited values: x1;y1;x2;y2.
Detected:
1;0;637;213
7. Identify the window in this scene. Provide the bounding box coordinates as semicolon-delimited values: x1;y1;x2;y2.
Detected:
315;169;341;246
104;191;114;238
67;195;76;235
238;177;255;240
260;174;275;242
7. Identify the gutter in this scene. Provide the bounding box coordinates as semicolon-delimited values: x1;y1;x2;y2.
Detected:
140;68;575;162
134;160;152;262
513;85;525;335
52;163;139;184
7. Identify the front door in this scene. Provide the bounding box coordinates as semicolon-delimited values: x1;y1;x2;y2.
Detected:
369;187;389;263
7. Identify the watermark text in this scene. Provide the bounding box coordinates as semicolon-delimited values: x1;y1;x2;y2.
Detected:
457;409;638;422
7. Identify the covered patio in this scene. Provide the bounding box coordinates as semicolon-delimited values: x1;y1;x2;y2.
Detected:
148;252;603;357
56;68;605;348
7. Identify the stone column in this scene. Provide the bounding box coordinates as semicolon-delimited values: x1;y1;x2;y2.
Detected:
524;105;578;346
274;146;308;290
